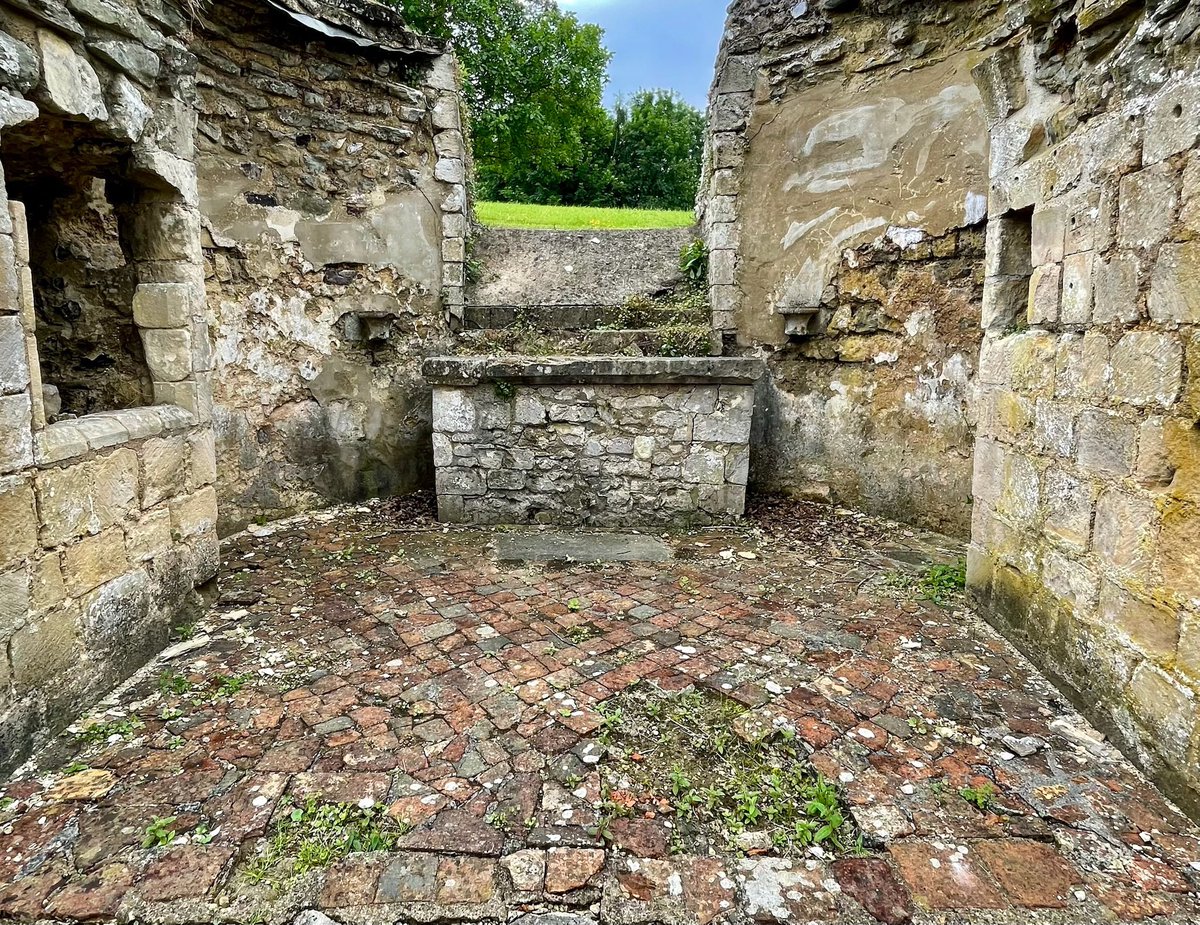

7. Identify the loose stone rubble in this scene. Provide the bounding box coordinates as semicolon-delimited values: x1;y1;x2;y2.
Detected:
2;499;1199;924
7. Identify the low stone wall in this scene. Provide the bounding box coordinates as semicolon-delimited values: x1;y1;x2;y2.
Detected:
425;357;761;526
466;228;696;328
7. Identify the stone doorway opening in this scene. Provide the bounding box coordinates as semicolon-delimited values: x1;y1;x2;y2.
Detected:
2;113;155;421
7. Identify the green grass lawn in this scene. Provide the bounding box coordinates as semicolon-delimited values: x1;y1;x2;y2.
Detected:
476;201;695;231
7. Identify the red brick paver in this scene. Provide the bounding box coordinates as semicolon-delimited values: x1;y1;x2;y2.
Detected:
1;497;1198;924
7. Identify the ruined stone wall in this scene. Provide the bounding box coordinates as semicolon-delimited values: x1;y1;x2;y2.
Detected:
702;0;1008;534
425;357;759;527
0;0;216;773
466;227;696;329
194;0;465;531
968;0;1200;813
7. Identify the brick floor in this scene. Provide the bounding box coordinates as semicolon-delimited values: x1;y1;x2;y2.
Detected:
2;497;1199;924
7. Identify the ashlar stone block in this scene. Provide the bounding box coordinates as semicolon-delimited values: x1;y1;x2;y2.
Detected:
141;327;193;382
1043;468;1095;553
1119;163;1178;251
0;393;33;472
11;605;80;689
132;282;199;328
1060;252;1094;325
1110;332;1183;409
63;527;129;596
1149;242;1200;324
1159;502;1200;604
433;389;477;433
141;435;187;507
1026;263;1061;325
1077;410;1137;478
1143;77;1200;165
0;314;30;394
170;486;218;538
1093;489;1159;579
1101;583;1179;660
1092;254;1139;324
1128;663;1194;766
0;474;37;569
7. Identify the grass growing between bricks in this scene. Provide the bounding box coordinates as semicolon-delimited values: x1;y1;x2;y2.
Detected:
597;685;862;858
241;795;411;893
476;201;694;230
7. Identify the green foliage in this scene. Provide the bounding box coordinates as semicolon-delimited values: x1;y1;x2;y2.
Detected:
679;239;708;287
143;815;178;849
493;380;518;400
158;670;192;696
608;90;705;210
919;559;967;604
395;2;703;209
75;717;143;745
598;685;859;856
959;783;997;812
243;795;410;891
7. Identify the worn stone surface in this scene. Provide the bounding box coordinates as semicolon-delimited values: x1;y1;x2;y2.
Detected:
1;498;1197;925
968;1;1200;818
0;0;220;774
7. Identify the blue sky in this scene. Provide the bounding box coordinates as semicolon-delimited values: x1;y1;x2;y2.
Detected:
561;0;729;110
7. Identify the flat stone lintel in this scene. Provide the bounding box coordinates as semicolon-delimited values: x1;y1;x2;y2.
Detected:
423;355;765;387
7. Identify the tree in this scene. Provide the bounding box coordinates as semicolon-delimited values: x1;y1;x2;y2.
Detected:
396;0;612;204
609;90;704;210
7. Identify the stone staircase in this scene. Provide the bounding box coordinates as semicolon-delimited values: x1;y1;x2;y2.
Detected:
461;226;712;356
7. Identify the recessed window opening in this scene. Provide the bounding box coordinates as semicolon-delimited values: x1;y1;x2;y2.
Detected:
2;115;153;420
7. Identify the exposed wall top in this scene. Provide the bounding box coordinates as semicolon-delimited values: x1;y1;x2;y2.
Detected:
269;0;445;55
467;228;696;310
424;356;765;386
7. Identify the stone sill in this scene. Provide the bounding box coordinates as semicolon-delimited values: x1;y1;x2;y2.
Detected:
423;356;765;387
35;404;195;465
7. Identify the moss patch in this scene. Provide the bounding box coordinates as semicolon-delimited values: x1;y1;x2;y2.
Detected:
597;685;860;857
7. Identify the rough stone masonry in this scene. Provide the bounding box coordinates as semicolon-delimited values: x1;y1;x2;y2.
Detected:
425;357;760;526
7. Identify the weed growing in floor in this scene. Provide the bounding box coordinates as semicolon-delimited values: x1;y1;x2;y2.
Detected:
959;783;997;812
158;670;192;695
75;717;144;745
919;559;967;604
143;815;178;848
597;685;861;857
562;622;600;644
242;794;410;891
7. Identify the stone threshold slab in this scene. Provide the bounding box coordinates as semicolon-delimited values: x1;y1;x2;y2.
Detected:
494;531;674;562
423;355;765;386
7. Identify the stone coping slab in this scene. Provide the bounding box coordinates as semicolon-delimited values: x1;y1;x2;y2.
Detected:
423;356;765;387
34;404;196;465
494;531;674;562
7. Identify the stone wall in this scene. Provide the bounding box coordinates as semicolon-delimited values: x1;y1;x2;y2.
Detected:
968;1;1200;813
425;356;760;527
0;0;216;773
194;0;465;531
701;0;1007;534
466;227;696;329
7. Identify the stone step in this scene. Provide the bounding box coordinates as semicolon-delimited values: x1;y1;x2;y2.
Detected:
464;301;709;332
454;326;714;358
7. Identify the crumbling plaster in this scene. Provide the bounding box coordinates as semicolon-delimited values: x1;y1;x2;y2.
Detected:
193;0;466;531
